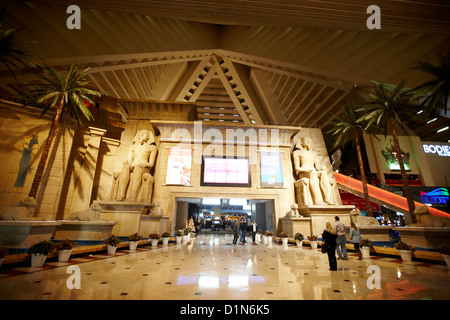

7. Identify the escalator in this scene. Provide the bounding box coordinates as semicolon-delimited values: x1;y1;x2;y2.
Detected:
334;172;450;219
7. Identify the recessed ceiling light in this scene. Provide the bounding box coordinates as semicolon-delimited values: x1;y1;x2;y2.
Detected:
437;126;449;133
426;118;438;124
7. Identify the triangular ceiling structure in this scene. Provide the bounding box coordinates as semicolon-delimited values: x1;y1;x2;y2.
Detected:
0;0;449;140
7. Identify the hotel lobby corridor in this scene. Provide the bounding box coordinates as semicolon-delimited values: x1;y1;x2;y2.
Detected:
0;234;449;300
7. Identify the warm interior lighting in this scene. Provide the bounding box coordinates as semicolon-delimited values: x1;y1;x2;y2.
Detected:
334;172;450;219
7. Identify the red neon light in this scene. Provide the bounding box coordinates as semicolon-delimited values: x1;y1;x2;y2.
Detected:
334;172;450;219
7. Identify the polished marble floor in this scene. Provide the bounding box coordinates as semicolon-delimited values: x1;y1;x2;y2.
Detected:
0;234;449;300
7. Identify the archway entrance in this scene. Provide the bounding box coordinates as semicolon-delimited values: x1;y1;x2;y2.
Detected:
174;197;275;234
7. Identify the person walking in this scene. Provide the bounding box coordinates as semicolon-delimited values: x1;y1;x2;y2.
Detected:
333;216;347;260
240;218;247;244
233;220;240;245
251;220;258;243
322;222;338;271
350;221;362;260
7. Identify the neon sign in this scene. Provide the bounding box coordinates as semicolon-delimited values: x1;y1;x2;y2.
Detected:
423;144;450;157
420;188;449;205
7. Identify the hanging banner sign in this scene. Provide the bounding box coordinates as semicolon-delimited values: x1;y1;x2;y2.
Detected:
165;148;192;186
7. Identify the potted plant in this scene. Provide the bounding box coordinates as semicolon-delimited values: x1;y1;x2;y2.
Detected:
28;240;55;267
265;231;274;245
360;238;373;259
395;241;414;262
440;244;450;269
162;232;171;246
294;233;304;247
175;230;183;244
0;247;8;267
308;235;318;249
149;233;160;247
128;233;142;251
56;239;78;262
105;235;120;255
279;232;289;246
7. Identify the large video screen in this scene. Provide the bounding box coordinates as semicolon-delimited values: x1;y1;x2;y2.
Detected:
201;156;251;187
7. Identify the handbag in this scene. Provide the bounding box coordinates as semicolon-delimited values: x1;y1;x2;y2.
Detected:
321;243;328;253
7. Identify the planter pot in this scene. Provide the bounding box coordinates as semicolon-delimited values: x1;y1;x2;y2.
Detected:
267;236;273;245
176;236;182;244
182;235;189;244
30;253;47;267
256;234;261;243
162;237;170;246
262;235;267;244
151;239;159;247
310;241;318;249
399;250;412;262
107;244;117;255
361;246;371;259
129;241;139;251
282;238;289;246
442;254;450;269
296;240;303;247
58;249;73;262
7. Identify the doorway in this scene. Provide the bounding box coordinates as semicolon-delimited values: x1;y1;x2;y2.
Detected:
174;197;275;234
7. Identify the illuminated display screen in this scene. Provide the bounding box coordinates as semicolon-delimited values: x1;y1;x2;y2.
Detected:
201;156;251;187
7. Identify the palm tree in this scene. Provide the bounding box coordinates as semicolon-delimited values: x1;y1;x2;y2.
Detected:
358;80;420;223
0;8;42;79
328;103;373;216
413;50;450;117
20;62;102;199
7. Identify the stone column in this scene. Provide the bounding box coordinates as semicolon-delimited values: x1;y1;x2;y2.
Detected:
69;127;107;214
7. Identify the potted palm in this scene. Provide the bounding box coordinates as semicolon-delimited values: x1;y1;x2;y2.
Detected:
149;233;160;247
128;233;142;251
360;238;373;259
162;232;171;246
28;240;55;267
295;233;304;247
175;230;183;244
395;241;414;262
308;235;318;249
265;231;274;245
56;239;78;262
440;245;450;269
105;235;120;255
279;232;289;246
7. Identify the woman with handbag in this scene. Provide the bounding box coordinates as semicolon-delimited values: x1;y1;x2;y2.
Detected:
322;222;338;271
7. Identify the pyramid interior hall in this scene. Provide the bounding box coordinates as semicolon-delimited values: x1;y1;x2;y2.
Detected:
0;0;449;303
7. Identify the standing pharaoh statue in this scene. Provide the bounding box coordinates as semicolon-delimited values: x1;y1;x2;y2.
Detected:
111;130;158;203
292;136;335;206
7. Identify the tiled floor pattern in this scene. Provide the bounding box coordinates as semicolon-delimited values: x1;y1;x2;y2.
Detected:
0;234;449;300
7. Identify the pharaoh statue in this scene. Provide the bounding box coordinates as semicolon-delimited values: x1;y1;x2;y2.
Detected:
292;136;335;206
110;129;158;203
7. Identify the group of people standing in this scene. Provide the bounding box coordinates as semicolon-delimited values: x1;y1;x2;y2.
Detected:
322;216;362;271
232;219;258;245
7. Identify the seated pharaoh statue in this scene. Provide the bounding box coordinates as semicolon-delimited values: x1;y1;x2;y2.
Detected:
110;129;158;203
292;136;335;206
